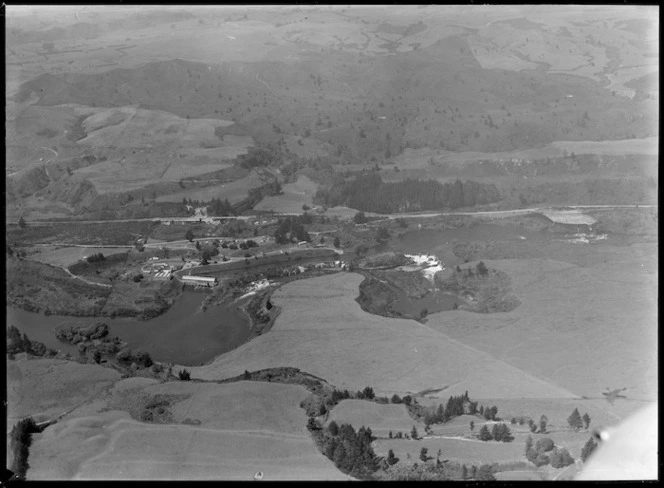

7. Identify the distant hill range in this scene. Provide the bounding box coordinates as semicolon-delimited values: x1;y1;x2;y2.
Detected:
15;34;655;158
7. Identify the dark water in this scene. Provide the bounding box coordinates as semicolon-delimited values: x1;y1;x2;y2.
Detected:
6;290;250;366
391;223;543;266
390;287;458;315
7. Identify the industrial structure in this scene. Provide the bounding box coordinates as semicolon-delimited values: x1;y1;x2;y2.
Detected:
181;275;217;287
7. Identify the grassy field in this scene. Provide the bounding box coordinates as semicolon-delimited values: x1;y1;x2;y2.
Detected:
28;246;129;267
27;379;350;480
6;357;121;424
254;175;318;213
189;272;578;399
375;435;527;465
326;399;415;437
156;171;265;205
424;244;658;404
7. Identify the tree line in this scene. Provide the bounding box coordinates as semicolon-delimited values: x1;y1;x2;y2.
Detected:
315;173;501;213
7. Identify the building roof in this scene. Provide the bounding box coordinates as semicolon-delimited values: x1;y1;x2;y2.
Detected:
182;275;217;282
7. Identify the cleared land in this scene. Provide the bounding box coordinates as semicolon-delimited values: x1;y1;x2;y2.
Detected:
254;175;317;214
6;357;121;425
189;272;578;399
326;399;415;437
27;379;349;480
29;245;129;267
424;244;658;403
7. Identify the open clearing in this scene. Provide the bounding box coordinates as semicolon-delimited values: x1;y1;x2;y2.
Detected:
189;272;578;399
156;171;265;204
27;379;350;480
28;246;129;267
326;399;415;437
254;175;317;214
375;435;527;465
425;243;657;403
6;357;121;425
191;240;656;408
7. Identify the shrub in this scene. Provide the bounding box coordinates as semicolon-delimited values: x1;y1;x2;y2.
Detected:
533;453;550;467
550;448;575;468
535;437;555;453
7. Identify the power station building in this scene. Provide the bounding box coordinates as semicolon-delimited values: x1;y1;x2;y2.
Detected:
181;275;217;287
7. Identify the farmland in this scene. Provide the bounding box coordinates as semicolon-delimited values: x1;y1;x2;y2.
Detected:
6;4;658;481
25;377;349;480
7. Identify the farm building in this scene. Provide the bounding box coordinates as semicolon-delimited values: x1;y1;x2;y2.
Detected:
181;275;217;287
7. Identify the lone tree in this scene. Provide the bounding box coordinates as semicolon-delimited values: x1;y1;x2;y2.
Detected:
353;211;367;224
469;420;475;432
476;261;488;276
567;408;584;431
410;426;419;440
581;437;598;463
18;216;27;229
539;414;548;434
185;229;195;242
387;449;399;466
419;447;429;462
333;236;341;248
582;412;591;430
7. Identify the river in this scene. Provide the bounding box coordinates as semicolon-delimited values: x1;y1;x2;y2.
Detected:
6;290;250;366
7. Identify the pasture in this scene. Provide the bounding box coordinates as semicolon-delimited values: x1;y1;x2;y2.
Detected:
6;357;121;425
326;399;414;437
254;174;317;213
189;272;578;399
424;244;658;404
26;379;350;480
156;171;265;205
375;436;527;465
30;245;129;267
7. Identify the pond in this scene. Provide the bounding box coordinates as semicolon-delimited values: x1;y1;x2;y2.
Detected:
6;290;250;366
389;287;458;316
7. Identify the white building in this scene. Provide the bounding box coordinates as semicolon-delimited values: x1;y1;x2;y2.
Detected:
182;275;217;287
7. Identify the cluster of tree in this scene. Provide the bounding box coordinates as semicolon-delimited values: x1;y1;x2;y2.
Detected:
420;392;479;425
381;456;495;481
178;369;191;381
116;348;153;368
205;197;235;216
274;215;311;244
7;325;55;359
527;415;549;434
86;253;106;263
317;173;501;214
9;417;43;480
475;404;499;421
567;408;591;430
312;421;379;480
525;435;574;468
235;180;283;214
477;423;514;442
235;144;283;170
